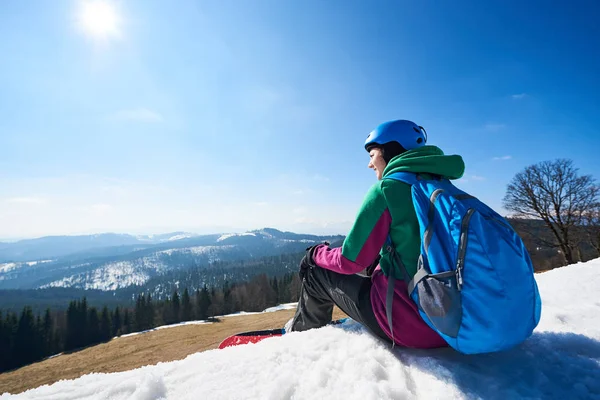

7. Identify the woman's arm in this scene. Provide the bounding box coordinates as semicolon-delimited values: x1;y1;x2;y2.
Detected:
312;183;391;274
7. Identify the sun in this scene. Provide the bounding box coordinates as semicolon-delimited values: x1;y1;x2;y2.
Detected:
77;0;121;40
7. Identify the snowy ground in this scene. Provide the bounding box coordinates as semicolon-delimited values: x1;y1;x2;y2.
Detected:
3;259;600;400
116;303;298;339
117;320;213;339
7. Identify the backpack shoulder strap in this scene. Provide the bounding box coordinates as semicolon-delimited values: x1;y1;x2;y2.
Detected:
380;172;418;347
384;234;413;348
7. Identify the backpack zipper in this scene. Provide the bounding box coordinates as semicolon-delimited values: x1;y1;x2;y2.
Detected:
456;208;476;291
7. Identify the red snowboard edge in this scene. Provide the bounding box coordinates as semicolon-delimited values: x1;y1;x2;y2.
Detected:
218;328;285;349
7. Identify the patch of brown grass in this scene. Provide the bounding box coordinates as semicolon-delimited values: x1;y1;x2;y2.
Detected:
0;307;347;395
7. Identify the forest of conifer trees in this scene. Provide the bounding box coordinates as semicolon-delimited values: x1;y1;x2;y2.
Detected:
0;272;302;373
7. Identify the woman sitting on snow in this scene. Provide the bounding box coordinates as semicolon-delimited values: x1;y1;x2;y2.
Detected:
285;119;465;348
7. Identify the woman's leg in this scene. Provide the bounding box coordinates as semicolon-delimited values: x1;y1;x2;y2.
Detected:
289;266;390;342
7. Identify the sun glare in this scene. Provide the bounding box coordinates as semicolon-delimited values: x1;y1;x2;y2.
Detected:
78;0;121;40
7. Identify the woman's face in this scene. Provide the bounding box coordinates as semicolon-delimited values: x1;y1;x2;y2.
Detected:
368;147;387;180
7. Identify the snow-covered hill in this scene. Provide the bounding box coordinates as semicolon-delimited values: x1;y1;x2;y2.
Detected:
0;229;343;290
4;258;599;400
37;245;235;291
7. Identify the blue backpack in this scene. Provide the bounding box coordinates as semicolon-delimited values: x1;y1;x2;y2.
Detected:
383;172;542;354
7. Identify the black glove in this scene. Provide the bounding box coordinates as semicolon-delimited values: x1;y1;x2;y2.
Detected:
299;241;329;280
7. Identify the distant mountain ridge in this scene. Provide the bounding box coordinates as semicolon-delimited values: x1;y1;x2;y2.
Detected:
0;228;344;291
0;232;199;263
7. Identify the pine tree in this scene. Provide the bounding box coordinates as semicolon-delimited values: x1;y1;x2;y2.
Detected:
272;277;280;304
146;294;155;328
289;274;302;302
135;294;145;331
133;293;156;331
81;298;89;338
5;312;18;371
100;306;111;342
33;313;44;361
123;309;132;334
279;274;291;302
181;288;192;322
209;288;224;317
77;298;89;349
172;290;181;323
65;300;82;350
194;289;201;319
87;307;100;346
65;301;75;350
223;281;232;315
42;308;55;356
112;307;122;336
197;285;211;320
0;311;8;372
14;306;36;367
162;298;173;325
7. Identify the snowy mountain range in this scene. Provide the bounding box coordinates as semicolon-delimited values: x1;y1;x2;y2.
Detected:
0;232;201;263
0;229;343;291
3;258;599;399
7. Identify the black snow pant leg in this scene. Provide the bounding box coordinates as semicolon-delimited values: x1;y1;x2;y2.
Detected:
290;266;390;343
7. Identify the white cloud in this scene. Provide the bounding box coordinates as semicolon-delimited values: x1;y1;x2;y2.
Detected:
293;207;307;215
109;108;164;123
512;93;527;99
470;175;486;181
484;123;506;132
253;202;269;207
5;197;47;205
493;155;512;161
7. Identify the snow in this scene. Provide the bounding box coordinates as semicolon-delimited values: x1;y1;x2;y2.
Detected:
219;311;262;318
0;263;18;274
25;260;53;266
117;321;213;339
165;234;193;242
115;303;298;340
36;245;235;290
0;260;53;274
262;302;298;313
4;258;600;400
41;261;152;291
220;302;299;318
216;232;256;242
157;245;232;258
282;239;315;243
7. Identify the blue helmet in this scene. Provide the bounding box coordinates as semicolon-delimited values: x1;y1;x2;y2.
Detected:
364;119;427;151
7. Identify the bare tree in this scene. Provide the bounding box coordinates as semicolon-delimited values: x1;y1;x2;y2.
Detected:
503;159;598;265
582;206;600;257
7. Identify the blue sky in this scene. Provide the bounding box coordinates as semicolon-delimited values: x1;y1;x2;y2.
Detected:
1;0;599;239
